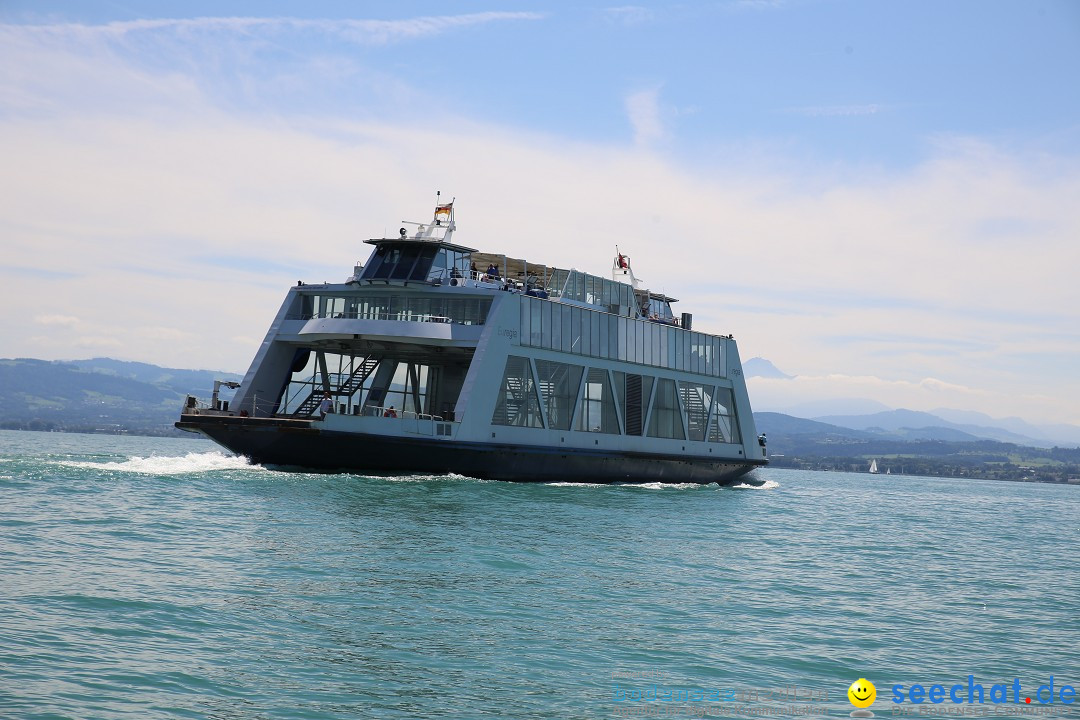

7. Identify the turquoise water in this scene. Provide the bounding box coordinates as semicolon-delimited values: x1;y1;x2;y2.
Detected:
1;429;1077;719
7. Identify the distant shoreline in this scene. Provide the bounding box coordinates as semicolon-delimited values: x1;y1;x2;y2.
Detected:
4;427;1076;485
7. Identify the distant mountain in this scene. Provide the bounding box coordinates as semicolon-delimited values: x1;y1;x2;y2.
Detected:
1034;422;1080;448
753;412;873;439
931;407;1080;447
782;398;893;417
817;409;952;431
742;357;792;379
0;357;240;434
885;426;983;442
66;358;239;397
814;409;1047;447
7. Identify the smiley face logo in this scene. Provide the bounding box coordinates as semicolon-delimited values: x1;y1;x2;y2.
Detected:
848;678;876;708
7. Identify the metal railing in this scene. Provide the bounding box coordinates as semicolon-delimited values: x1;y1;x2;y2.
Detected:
289;311;479;325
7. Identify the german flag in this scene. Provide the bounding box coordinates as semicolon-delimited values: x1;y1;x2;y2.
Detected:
435;203;453;217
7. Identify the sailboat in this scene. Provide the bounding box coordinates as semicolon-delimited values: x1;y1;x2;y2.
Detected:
869;459;879;474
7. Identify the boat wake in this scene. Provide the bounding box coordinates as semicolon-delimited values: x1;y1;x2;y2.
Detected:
57;451;259;475
544;482;608;487
731;479;779;490
627;482;710;490
382;472;492;483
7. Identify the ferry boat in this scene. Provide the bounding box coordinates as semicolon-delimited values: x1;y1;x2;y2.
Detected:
177;199;768;483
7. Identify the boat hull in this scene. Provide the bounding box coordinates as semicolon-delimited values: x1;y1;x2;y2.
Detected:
176;415;764;484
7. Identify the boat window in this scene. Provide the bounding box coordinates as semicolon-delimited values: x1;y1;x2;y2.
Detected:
535;360;583;431
567;306;580;354
647;378;685;440
357;244;439;281
515;295;728;377
708;387;740;444
646;297;675;321
359;246;388;279
299;293;315;319
425;248;469;282
389;246;421;280
381;362;430;415
574;368;619;434
591;311;602;359
377;247;403;279
524;302;537;347
426;249;447;282
299;293;490;324
612;371;626;429
678;381;712;442
491;356;544;428
548;305;559;352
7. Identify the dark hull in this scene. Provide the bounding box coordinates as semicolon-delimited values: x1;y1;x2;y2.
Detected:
177;415;766;484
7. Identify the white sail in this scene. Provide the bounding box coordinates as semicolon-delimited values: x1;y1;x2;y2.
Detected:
869;459;879;474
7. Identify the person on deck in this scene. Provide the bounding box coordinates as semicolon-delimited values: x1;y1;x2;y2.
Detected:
319;393;332;420
383;405;397;418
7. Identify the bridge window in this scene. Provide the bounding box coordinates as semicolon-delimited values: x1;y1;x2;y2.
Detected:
361;244;439;281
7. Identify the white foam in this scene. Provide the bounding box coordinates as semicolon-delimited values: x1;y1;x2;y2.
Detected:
544;482;607;487
383;472;490;483
57;451;259;475
627;482;704;490
730;479;780;490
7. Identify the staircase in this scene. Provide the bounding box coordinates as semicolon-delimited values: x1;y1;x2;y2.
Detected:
680;385;709;442
293;357;381;417
492;375;528;425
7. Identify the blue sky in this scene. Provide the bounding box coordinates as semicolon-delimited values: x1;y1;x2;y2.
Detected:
1;1;1078;425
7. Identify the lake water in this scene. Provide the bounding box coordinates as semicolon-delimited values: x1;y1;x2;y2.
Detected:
1;429;1077;719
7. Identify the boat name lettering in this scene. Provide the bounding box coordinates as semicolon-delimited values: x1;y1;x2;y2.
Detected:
497;326;519;341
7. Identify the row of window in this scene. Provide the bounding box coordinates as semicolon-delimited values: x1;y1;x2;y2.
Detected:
298;293;492;325
549;268;637;311
491;355;740;443
519;295;727;377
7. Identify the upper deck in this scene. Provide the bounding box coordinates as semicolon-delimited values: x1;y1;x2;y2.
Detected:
349;201;684;324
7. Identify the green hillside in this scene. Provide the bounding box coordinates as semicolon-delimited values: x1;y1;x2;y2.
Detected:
0;358;240;435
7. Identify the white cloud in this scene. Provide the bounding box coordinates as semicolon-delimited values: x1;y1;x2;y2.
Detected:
625;87;665;146
5;12;546;46
74;335;124;349
34;314;80;327
0;13;1077;426
728;0;788;10
787;103;883;117
603;6;654;25
747;373;1076;427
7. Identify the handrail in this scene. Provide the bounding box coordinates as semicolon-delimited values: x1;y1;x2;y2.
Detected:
359;405;456;422
290;311;480;325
